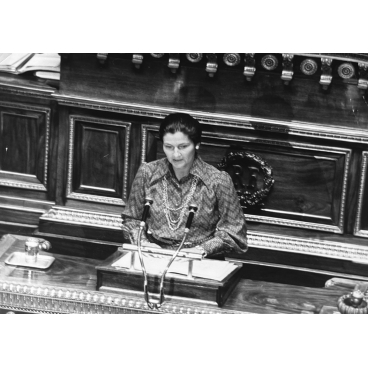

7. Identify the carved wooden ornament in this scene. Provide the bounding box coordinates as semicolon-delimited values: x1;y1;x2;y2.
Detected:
217;151;275;209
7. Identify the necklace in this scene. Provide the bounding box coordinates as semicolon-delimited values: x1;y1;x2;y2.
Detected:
162;175;198;231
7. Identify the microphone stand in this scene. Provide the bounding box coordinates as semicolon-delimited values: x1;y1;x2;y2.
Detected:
136;201;198;310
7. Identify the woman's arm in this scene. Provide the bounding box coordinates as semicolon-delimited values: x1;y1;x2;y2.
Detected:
200;171;248;256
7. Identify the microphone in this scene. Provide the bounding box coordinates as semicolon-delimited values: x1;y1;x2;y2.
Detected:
184;204;198;232
140;197;153;227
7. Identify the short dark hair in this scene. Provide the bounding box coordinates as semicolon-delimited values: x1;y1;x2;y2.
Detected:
159;113;202;145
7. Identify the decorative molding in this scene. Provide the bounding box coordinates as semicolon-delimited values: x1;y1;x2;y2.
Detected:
320;58;333;90
217;151;275;208
168;54;180;73
281;54;294;85
0;180;46;191
358;63;368;90
243;53;256;81
206;54;218;77
337;63;355;79
0;101;50;190
247;230;368;263
132;54;143;69
150;53;164;58
0;84;55;99
186;53;203;63
300;59;318;76
67;115;131;205
223;53;241;67
261;55;278;71
0;281;229;314
97;53;108;65
53;94;368;144
40;207;123;229
246;214;342;233
354;151;368;237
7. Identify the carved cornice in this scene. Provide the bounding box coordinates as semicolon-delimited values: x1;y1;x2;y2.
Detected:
354;151;368;237
0;101;50;190
40;207;122;228
247;231;368;263
67;115;131;205
0;180;46;191
0;281;231;314
0;83;55;99
54;94;368;144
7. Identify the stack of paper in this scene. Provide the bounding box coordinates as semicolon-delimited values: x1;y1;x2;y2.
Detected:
0;53;60;78
112;252;239;282
0;53;34;73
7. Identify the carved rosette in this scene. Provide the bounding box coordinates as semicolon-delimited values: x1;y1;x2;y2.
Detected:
261;55;278;71
150;53;164;58
337;63;355;79
243;53;256;81
300;59;318;76
186;53;203;63
217;151;275;209
358;63;368;90
223;53;241;67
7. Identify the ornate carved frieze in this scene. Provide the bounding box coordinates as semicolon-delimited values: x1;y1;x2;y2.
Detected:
132;54;144;69
206;54;218;77
40;207;123;229
358;63;368;90
168;54;180;73
0;102;50;191
354;151;368;237
247;231;368;263
281;54;294;85
0;281;229;314
243;53;256;81
320;58;333;90
67;115;130;205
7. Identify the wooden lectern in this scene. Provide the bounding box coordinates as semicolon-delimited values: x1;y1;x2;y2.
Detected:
96;244;242;308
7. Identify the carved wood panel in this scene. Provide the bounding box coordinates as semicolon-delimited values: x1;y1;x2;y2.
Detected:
141;125;351;234
0;102;50;192
354;151;368;237
66;115;130;206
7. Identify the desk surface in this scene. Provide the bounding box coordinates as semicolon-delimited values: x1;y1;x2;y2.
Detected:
0;234;353;314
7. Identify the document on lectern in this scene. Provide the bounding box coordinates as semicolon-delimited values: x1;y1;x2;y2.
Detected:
112;252;239;282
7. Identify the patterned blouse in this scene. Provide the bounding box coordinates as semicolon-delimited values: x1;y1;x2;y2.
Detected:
121;156;247;256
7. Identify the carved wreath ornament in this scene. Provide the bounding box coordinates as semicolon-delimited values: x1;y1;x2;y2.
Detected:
217;151;275;209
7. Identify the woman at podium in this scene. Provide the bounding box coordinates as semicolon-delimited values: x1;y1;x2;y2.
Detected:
122;113;247;257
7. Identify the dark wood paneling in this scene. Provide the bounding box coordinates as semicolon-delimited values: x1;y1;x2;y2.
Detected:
65;115;130;209
0;104;47;187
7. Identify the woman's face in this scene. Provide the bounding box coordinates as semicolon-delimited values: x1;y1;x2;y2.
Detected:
163;131;198;177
